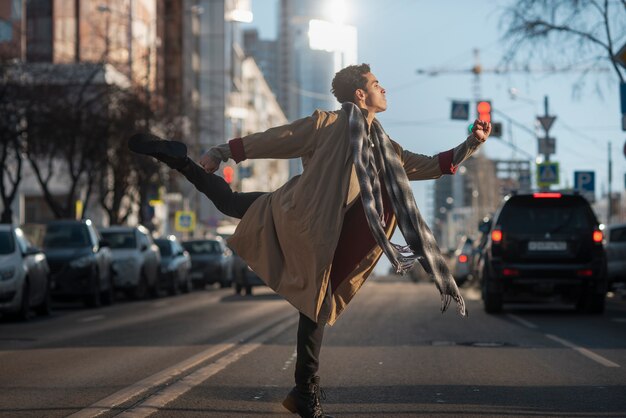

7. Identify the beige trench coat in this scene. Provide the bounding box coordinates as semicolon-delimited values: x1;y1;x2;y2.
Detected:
227;109;482;325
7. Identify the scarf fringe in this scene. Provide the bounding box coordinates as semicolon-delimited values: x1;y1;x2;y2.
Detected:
440;293;468;317
393;243;414;254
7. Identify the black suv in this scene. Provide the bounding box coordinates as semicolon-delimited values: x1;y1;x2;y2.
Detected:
479;192;607;314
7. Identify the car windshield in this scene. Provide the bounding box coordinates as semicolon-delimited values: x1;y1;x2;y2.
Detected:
155;240;172;256
498;197;594;234
43;224;91;248
101;231;136;249
182;241;221;254
0;231;15;255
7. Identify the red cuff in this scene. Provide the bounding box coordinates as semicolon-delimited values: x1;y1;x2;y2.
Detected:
228;138;246;163
438;149;457;175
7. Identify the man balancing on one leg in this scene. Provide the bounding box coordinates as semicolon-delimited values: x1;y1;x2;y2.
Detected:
129;63;490;418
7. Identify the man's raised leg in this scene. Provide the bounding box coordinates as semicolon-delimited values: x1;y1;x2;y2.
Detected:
129;133;264;219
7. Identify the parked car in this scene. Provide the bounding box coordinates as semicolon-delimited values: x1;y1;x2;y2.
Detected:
182;238;233;289
0;225;51;320
154;237;191;294
230;249;265;295
43;219;114;307
99;225;161;299
450;236;475;286
479;192;607;314
605;223;626;288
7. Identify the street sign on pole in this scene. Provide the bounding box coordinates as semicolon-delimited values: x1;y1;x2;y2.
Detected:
574;171;595;202
537;116;556;133
451;101;469;120
537;162;559;187
538;136;556;155
175;210;196;232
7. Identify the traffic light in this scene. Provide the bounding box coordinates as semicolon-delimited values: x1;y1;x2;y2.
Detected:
491;122;502;138
476;100;491;122
223;166;234;184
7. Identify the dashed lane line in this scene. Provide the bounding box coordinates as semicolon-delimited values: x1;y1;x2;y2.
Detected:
545;333;620;368
506;314;538;329
67;310;296;418
79;315;105;323
116;315;299;418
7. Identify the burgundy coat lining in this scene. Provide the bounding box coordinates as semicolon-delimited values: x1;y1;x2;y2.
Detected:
438;149;457;174
228;138;246;163
329;183;394;292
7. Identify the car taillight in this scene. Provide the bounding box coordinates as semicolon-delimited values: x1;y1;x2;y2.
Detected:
458;254;468;263
503;268;520;277
577;269;594;277
491;229;503;243
533;192;562;198
592;230;603;243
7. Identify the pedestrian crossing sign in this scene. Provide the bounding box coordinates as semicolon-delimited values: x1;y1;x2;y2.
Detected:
537;162;559;187
175;211;196;232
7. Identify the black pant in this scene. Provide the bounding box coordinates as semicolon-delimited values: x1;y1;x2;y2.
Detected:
180;161;325;385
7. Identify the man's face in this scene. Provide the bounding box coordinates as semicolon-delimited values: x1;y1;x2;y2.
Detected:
359;72;387;113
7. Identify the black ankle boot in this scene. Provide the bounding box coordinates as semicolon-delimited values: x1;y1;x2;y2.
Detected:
128;133;189;170
282;376;333;418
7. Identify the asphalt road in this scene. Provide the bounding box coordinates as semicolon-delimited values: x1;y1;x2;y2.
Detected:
1;276;625;417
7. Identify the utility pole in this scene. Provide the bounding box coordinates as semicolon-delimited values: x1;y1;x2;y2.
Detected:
608;141;613;224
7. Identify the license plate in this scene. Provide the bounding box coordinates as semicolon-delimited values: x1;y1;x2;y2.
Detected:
528;241;567;251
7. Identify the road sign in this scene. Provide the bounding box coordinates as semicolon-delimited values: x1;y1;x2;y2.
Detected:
491;122;502;137
537;116;556;132
451;101;469;120
175;210;196;232
574;171;595;202
538;136;556;155
537;162;559;187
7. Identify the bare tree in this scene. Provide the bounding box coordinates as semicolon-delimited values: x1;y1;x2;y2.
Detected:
23;64;110;219
500;0;626;92
97;88;161;225
0;73;26;223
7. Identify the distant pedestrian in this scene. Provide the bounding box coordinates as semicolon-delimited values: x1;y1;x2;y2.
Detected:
129;63;490;418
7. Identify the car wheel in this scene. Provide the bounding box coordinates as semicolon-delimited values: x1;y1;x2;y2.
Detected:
14;280;30;321
101;273;115;306
235;283;243;295
180;273;192;294
83;267;102;308
168;271;180;296
131;272;149;300
482;269;502;314
245;285;252;296
34;282;52;317
577;292;606;314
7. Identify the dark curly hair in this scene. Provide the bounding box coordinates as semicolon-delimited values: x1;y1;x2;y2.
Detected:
331;63;371;104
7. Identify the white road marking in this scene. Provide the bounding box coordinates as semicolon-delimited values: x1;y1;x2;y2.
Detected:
68;311;296;418
79;315;105;323
506;314;538;329
545;334;620;368
117;316;299;418
281;349;297;371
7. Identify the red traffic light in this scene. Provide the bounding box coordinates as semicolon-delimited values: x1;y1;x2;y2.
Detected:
223;166;234;184
476;100;491;122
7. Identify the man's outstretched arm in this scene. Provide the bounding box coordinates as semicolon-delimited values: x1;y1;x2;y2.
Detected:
199;111;324;173
398;119;490;181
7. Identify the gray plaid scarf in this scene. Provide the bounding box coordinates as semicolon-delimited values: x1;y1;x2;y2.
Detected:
344;102;467;316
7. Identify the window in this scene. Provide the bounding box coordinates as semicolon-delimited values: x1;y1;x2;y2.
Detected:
0;231;15;255
101;231;137;249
